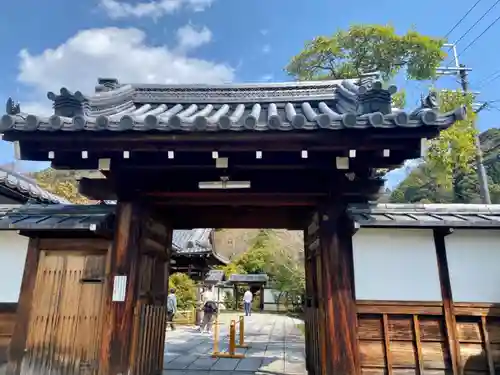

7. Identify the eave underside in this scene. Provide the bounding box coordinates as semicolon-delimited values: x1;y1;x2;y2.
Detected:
7;129;436;221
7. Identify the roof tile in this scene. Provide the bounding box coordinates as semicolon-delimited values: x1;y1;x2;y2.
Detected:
1;78;465;133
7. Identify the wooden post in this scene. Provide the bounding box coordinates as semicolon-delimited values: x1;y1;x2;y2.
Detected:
6;238;40;375
233;285;238;311
99;202;145;375
303;238;313;374
260;285;264;312
434;229;461;375
318;204;360;375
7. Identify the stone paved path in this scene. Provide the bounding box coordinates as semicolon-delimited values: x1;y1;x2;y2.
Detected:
163;313;306;374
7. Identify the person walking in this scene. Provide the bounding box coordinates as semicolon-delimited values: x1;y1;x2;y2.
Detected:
198;291;218;334
167;288;177;331
243;289;253;316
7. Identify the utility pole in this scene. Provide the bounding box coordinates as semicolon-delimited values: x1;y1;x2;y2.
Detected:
458;65;491;204
437;44;491;204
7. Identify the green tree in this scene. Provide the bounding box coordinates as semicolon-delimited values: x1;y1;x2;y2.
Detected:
168;272;196;310
389;128;500;204
33;168;90;204
286;24;445;82
423;90;477;197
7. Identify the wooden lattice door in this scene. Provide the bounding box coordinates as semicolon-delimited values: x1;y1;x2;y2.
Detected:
20;250;106;375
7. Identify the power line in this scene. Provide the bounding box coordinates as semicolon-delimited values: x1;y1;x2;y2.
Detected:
457;13;500;59
454;0;500;46
444;0;484;38
476;69;500;87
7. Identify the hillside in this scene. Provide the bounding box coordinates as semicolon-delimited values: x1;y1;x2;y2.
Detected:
212;229;304;260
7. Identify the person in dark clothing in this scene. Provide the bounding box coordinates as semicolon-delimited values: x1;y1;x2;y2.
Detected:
198;299;218;334
167;288;177;331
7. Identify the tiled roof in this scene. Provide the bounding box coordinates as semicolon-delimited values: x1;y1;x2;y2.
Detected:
228;274;269;284
171;228;229;263
204;270;225;284
0;168;70;204
172;228;212;254
348;203;500;228
0;77;465;133
0;204;114;231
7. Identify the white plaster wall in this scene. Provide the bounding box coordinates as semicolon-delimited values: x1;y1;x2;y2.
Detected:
0;232;29;302
445;229;500;303
352;228;442;301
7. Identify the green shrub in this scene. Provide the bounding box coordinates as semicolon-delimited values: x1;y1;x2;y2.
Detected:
168;273;196;310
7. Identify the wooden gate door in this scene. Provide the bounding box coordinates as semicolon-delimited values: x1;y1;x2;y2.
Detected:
129;304;167;375
20;250;106;375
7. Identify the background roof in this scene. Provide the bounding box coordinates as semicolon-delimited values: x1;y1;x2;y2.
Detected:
0;168;69;204
348;203;500;229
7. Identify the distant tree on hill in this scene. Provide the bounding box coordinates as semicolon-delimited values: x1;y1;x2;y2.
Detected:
32;168;90;204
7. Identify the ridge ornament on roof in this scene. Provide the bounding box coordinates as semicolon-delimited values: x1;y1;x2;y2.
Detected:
0;77;466;133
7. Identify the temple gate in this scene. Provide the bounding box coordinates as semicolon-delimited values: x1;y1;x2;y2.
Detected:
0;76;464;375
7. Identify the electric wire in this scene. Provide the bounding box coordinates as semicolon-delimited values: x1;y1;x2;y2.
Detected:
453;0;500;47
443;0;500;69
444;0;484;39
456;13;500;59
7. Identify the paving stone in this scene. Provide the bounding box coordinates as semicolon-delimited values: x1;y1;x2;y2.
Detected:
235;357;264;372
163;313;306;374
187;357;218;370
211;357;241;371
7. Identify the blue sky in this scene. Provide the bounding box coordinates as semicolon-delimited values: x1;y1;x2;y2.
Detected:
0;0;499;187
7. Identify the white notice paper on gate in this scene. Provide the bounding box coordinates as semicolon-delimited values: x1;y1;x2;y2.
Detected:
112;275;127;302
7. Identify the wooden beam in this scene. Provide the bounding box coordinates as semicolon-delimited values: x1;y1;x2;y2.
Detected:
161;206;309;229
9;128;438;151
149;193;321;207
78;171;384;201
100;202;145;375
319;205;360;374
433;229;461;375
50;149;416;171
6;238;40;375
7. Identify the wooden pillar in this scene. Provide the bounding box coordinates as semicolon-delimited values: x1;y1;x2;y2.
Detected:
305;213;323;374
99;202;145;375
434;229;461;374
303;231;313;373
6;239;40;375
317;204;360;375
260;285;264;312
233;285;238;311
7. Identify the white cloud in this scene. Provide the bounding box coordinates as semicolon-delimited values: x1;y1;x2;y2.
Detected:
385;159;421;188
260;29;269;36
176;24;212;51
17;27;234;97
262;44;271;54
99;0;213;19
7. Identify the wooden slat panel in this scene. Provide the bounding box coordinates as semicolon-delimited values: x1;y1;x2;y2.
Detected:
360;341;386;367
419;316;446;342
389;316;413;341
420;342;448;369
130;304;167;375
358;307;452;375
389;341;416;368
358;316;383;340
457;319;482;343
18;250;106;375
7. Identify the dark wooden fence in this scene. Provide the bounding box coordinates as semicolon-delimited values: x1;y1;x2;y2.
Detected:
130;304;167;375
